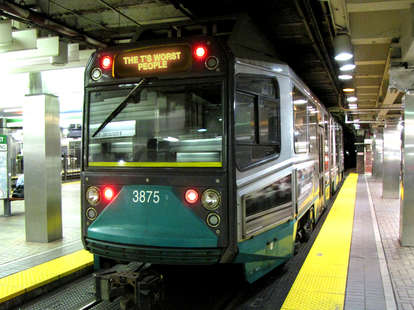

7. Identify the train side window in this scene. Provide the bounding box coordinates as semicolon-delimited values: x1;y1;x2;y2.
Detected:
235;75;280;170
235;93;255;144
293;87;309;153
308;102;318;154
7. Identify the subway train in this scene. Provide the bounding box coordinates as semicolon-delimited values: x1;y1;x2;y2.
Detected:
81;18;344;305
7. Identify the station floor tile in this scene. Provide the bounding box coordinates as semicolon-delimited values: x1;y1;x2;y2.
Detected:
368;177;414;309
0;181;83;278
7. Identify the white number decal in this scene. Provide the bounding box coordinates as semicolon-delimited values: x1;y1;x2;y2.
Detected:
133;190;139;203
132;190;160;205
153;191;160;203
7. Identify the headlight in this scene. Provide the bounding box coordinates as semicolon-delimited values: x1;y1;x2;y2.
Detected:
86;207;97;220
86;186;100;205
201;189;221;210
206;213;221;228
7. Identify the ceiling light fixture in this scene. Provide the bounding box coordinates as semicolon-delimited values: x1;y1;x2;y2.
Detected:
339;74;353;80
334;34;354;61
339;58;356;71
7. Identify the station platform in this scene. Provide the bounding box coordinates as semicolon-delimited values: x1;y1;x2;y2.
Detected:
0;181;93;309
0;174;413;309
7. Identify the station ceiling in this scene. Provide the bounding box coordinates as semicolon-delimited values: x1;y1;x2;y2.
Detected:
0;0;411;132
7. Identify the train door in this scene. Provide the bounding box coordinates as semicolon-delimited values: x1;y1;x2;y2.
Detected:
318;127;325;208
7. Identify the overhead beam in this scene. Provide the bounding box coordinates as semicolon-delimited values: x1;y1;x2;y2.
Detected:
357;85;380;89
355;75;383;79
0;0;106;48
377;88;403;119
347;0;414;12
321;0;349;32
352;37;392;45
355;60;386;65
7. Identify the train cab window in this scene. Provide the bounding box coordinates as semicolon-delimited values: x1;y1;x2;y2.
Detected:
87;82;223;167
293;87;309;153
235;76;280;170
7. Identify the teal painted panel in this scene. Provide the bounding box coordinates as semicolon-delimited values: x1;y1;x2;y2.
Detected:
235;221;295;283
88;185;218;247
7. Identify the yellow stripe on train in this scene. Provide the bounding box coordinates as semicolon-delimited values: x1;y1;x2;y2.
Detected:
89;162;222;168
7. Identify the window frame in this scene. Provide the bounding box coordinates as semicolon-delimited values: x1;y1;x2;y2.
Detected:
84;77;226;170
292;85;309;154
234;74;281;171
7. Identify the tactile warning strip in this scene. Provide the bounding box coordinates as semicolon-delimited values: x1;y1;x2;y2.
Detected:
281;173;358;310
0;250;93;303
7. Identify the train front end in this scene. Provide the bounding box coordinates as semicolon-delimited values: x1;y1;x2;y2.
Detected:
81;38;233;266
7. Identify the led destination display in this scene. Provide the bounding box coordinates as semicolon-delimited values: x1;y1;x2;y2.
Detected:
114;44;192;78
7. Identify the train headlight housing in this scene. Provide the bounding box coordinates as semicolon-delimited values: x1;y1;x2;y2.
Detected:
201;189;221;210
86;207;97;220
86;186;100;206
207;213;221;228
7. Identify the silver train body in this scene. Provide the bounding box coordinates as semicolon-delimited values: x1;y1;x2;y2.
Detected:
234;58;344;246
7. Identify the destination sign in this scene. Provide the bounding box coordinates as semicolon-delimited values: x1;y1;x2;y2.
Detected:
114;44;192;78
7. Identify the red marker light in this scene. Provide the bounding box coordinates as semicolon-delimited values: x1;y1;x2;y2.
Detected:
185;189;199;204
194;46;207;59
103;187;115;201
101;56;112;70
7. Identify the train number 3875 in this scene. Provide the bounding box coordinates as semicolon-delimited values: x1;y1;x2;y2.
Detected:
132;190;160;204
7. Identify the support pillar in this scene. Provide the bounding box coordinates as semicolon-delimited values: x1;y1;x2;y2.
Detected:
382;126;401;199
401;92;414;246
24;72;62;242
373;129;384;180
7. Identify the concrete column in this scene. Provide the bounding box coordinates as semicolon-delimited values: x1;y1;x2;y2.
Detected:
382;126;401;199
24;72;62;242
400;92;414;246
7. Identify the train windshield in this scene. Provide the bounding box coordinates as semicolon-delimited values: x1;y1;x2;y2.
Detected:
87;82;223;167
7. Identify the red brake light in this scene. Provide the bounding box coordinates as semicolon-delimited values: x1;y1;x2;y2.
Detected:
103;187;115;201
101;56;112;70
194;46;207;59
185;189;199;204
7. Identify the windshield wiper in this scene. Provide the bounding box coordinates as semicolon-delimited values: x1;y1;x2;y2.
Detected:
92;78;147;138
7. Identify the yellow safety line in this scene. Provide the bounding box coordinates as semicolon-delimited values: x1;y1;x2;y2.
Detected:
282;173;358;310
0;250;93;303
89;161;222;167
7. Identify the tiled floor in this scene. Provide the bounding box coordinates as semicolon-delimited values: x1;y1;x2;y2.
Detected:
0;181;83;278
368;177;414;309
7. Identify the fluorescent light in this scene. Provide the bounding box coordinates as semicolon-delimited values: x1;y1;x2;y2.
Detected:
339;74;353;80
340;63;356;71
334;34;354;61
343;88;355;92
349;104;358;109
335;52;353;61
347;96;358;102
